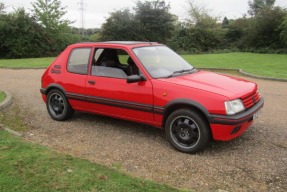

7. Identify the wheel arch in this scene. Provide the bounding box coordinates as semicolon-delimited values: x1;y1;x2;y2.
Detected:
43;83;66;96
162;99;212;128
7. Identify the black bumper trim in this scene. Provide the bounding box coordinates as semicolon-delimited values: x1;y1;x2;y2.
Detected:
40;88;46;94
210;98;264;125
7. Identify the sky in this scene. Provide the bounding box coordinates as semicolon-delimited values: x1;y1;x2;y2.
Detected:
2;0;287;28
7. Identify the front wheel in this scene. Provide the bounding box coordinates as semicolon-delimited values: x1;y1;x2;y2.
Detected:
165;109;210;153
46;89;74;121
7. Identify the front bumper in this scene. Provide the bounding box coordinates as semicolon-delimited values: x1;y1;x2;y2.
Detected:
209;98;264;141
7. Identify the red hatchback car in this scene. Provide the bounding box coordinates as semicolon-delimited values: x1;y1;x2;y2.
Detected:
41;41;264;153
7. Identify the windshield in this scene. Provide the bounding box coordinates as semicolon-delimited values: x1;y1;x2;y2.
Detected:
133;46;194;78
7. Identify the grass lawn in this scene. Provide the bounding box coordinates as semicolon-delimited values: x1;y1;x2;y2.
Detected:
0;91;5;102
182;52;287;79
0;52;286;79
0;130;182;192
0;57;54;68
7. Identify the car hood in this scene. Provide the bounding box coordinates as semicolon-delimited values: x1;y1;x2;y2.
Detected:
158;70;256;100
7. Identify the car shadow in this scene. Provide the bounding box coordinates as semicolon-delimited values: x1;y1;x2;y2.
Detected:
69;111;256;155
72;111;165;138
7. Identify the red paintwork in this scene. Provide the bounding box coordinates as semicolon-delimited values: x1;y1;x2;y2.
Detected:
41;42;263;141
210;121;253;141
85;76;154;125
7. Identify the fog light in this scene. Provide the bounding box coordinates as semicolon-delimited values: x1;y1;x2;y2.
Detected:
231;126;241;134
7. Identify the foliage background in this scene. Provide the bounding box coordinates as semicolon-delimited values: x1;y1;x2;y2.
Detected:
0;0;286;58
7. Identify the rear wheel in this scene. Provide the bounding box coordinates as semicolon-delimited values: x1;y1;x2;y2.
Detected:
46;89;74;121
165;109;210;153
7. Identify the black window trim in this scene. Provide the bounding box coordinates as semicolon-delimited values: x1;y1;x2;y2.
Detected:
90;47;130;80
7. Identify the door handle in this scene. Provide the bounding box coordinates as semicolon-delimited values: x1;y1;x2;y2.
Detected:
88;80;96;85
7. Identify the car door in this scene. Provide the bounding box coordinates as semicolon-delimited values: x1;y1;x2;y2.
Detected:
85;47;154;124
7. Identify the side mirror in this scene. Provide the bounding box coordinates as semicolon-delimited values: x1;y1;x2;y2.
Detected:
127;75;146;83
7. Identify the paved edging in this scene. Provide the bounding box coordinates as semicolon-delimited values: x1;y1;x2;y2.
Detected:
0;124;23;137
0;90;13;111
199;67;287;82
0;123;23;137
0;90;22;137
238;69;287;82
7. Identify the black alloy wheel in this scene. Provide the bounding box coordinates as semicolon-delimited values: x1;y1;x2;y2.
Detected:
165;109;210;153
47;89;74;121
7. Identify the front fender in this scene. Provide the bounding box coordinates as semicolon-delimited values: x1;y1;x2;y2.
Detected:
163;98;213;123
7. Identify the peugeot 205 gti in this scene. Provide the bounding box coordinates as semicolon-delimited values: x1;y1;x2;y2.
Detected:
40;41;264;153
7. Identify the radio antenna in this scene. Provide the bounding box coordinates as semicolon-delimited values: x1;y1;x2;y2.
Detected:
130;31;152;45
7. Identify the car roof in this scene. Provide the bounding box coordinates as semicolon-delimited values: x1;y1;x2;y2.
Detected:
72;41;162;48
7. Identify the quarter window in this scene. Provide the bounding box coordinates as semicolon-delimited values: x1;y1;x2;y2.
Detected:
67;48;91;74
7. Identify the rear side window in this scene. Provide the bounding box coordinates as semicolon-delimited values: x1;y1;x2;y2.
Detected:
67;48;91;74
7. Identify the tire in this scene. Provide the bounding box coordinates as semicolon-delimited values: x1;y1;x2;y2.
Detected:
165;109;210;153
46;89;74;121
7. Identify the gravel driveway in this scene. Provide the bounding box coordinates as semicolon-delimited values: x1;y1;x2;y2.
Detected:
0;69;286;192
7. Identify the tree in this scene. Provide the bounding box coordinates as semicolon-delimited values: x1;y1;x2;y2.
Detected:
100;9;140;41
134;0;176;43
0;3;5;14
248;0;276;16
187;0;218;28
0;1;79;58
31;0;71;33
245;0;287;50
100;1;176;43
279;15;287;45
222;17;229;28
225;17;250;46
0;8;52;58
254;7;286;48
31;0;76;55
175;0;224;52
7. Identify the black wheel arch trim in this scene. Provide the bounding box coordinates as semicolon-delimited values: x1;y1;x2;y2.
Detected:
40;84;67;96
210;97;264;125
163;98;213;123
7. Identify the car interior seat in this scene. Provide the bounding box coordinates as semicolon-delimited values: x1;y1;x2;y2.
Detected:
100;49;119;68
101;60;116;67
127;57;139;76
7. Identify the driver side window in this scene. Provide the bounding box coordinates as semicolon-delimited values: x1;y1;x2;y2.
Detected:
91;48;140;79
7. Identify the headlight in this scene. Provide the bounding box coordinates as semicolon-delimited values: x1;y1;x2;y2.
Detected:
225;99;245;115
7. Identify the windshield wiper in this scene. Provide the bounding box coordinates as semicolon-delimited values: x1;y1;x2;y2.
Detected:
166;68;195;78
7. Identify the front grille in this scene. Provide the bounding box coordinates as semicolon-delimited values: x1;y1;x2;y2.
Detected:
242;90;260;109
